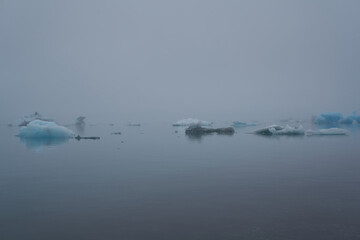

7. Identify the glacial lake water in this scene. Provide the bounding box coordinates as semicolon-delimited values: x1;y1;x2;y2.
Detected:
1;121;360;240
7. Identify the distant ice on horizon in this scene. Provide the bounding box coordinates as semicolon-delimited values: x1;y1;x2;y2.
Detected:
172;118;212;127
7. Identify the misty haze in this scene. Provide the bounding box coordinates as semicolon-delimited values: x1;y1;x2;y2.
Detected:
1;1;360;240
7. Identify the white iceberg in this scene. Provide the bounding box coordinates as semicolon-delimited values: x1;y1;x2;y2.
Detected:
305;128;348;136
253;125;305;136
17;120;75;139
172;118;212;127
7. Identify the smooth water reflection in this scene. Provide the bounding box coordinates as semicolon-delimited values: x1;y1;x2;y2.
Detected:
1;121;360;240
18;137;70;151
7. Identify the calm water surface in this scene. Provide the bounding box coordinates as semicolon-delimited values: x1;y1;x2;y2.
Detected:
1;121;360;240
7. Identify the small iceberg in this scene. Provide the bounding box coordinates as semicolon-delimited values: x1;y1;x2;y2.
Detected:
306;128;348;136
173;118;212;127
17;120;75;139
253;125;305;136
185;125;234;136
232;121;257;128
314;112;360;124
76;116;86;126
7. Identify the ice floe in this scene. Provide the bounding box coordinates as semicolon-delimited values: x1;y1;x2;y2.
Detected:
306;128;348;136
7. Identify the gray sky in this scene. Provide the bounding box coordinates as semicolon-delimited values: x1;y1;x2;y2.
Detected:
1;0;360;123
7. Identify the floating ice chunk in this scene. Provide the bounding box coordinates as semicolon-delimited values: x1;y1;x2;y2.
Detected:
173;118;212;126
306;128;348;136
276;125;305;135
253;125;304;136
76;116;86;125
17;120;75;139
232;121;257;127
253;125;283;135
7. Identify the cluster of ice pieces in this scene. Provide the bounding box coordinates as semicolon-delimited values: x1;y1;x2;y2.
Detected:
252;125;348;136
253;125;305;136
173;118;212;127
314;112;360;124
17;120;75;139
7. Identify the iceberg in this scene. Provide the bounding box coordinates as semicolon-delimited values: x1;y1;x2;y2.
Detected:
253;125;305;136
305;128;348;136
17;120;75;139
232;121;257;127
173;118;212;127
339;112;360;124
314;112;343;124
76;116;86;125
314;112;360;124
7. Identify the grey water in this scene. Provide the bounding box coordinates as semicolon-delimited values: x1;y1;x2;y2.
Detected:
1;121;360;240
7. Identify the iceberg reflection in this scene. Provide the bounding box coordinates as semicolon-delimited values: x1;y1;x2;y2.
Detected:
19;137;70;151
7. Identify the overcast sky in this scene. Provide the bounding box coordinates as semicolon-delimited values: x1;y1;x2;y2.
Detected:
1;0;359;123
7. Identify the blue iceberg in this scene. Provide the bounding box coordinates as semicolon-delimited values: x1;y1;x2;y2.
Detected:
314;112;343;124
17;120;75;139
314;112;360;124
339;112;360;124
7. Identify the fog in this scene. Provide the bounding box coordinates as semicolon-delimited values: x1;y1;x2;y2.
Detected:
1;0;359;124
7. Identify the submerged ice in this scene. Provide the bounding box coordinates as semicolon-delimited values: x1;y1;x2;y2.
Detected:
173;118;212;127
17;120;75;139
